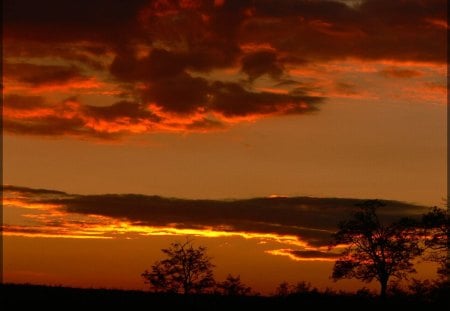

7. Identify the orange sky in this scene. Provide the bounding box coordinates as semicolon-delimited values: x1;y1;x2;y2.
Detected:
2;0;447;293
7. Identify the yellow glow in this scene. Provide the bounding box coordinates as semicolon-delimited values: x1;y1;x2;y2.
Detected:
3;199;317;248
265;249;337;262
60;219;314;248
3;197;342;253
3;231;112;239
3;198;61;210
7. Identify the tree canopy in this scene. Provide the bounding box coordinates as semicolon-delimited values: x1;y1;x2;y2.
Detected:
142;239;215;294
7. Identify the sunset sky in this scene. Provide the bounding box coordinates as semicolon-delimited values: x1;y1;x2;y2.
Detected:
2;0;447;293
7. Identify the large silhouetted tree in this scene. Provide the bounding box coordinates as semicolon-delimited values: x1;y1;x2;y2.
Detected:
141;239;215;294
330;200;423;298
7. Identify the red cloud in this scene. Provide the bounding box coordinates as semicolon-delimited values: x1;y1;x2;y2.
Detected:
3;90;318;139
3;0;446;139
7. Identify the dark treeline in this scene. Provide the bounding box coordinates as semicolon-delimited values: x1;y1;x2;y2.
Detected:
1;283;448;310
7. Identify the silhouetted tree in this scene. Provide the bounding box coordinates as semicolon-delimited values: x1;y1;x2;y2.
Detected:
274;281;317;296
216;274;252;296
292;281;316;294
330;200;423;298
141;239;215;294
275;281;291;297
421;206;449;276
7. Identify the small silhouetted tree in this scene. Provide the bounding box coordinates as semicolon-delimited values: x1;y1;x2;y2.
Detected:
421;206;449;276
217;274;252;296
141;239;215;294
330;200;423;298
275;281;291;297
292;281;316;294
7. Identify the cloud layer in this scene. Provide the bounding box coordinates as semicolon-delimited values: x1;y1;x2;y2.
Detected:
3;185;427;247
3;0;446;139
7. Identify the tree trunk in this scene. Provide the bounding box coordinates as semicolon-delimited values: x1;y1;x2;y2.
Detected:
380;278;388;299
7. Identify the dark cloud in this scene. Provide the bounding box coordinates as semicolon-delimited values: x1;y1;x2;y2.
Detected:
143;73;210;114
209;81;320;117
4;41;108;70
241;0;445;62
4;185;67;196
4;0;147;43
3;94;46;110
4;185;427;246
241;51;284;81
108;40;323;115
3;94;227;138
85;101;158;122
5;0;445;63
110;49;186;82
139;72;321;116
3;78;322;137
3;0;446;138
4;62;85;86
254;0;356;19
4;116;92;138
3;95;159;139
186;118;225;131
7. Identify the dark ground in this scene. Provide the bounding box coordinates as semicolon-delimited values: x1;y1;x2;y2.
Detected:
1;283;448;310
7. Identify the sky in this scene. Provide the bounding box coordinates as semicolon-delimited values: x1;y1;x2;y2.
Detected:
2;0;447;294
